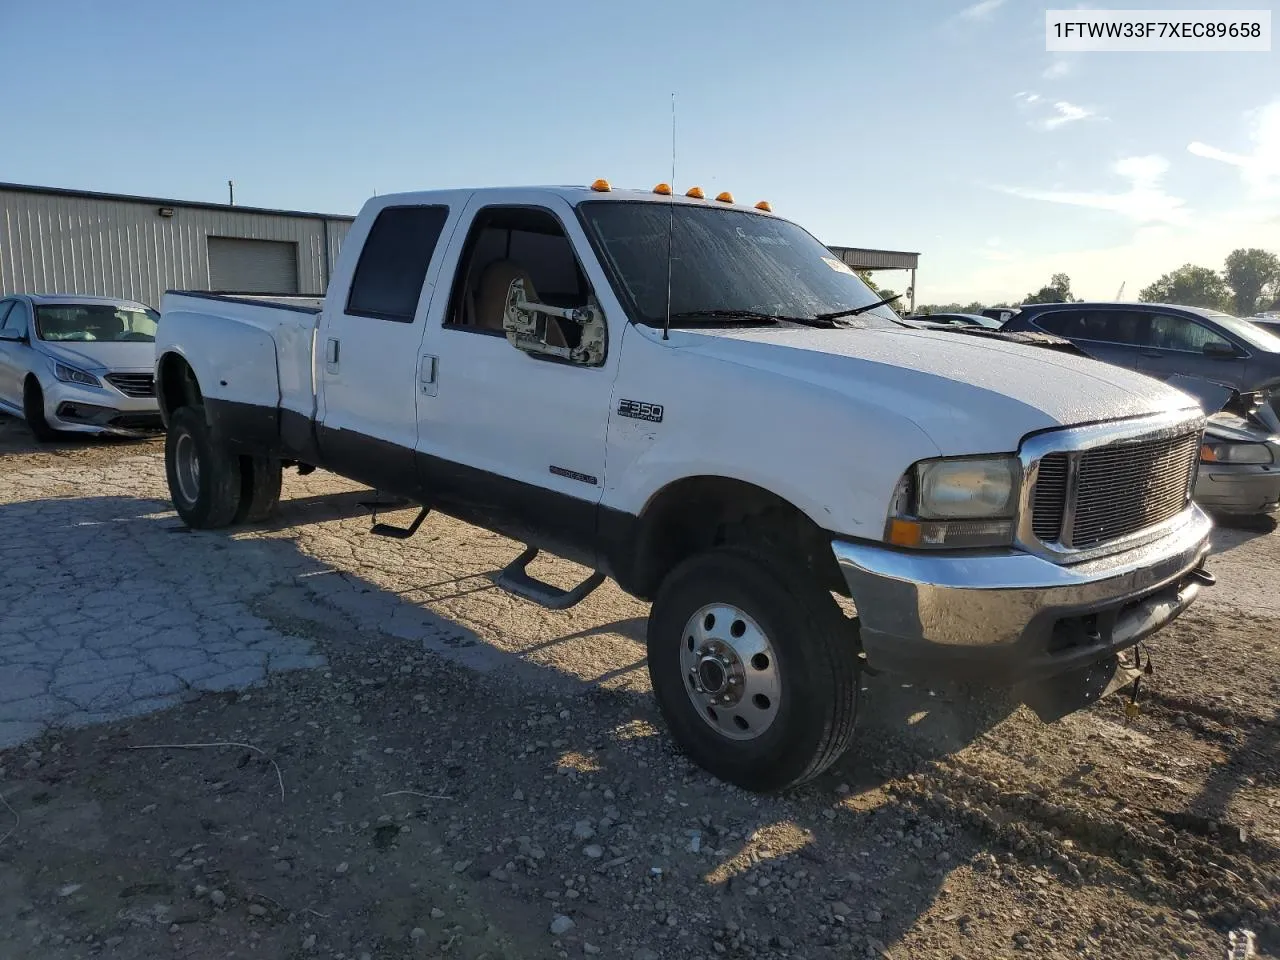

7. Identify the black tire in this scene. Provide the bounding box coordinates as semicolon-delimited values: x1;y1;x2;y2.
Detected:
647;547;860;792
165;406;242;529
23;378;58;442
234;455;283;524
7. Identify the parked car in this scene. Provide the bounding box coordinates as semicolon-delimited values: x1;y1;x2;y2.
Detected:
1163;375;1280;524
0;294;163;440
153;183;1214;792
913;311;1002;329
1001;302;1280;401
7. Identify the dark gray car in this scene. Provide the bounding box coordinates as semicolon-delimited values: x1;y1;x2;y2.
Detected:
1002;302;1280;398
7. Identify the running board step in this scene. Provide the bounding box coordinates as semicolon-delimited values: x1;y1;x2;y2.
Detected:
370;506;431;540
494;546;605;610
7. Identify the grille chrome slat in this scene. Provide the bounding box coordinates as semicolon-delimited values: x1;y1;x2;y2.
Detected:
1029;429;1200;552
105;373;156;398
1031;453;1068;541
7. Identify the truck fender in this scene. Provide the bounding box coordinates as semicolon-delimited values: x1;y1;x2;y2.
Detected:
156;310;281;450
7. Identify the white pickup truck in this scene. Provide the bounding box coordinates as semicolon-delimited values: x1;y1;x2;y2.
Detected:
154;182;1215;791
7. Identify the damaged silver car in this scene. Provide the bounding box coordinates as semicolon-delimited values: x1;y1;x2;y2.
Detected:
1167;375;1280;526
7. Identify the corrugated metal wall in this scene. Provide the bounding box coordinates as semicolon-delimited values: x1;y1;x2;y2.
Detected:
0;188;353;308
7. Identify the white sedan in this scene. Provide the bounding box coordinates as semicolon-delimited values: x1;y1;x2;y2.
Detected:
0;294;163;440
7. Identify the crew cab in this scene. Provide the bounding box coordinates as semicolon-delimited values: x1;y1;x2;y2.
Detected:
154;182;1214;792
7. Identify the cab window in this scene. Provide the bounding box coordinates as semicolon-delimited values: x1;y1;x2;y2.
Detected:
445;206;593;352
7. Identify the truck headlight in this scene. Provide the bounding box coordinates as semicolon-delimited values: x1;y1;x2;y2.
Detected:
52;361;101;388
1201;441;1273;465
886;456;1020;548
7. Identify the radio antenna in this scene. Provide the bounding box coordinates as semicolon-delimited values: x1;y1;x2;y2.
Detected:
663;93;676;341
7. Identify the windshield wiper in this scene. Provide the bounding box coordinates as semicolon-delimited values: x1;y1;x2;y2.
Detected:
664;309;838;329
812;294;903;323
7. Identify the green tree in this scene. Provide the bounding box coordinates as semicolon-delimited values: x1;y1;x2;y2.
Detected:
1022;272;1076;304
1138;264;1231;310
1224;248;1280;316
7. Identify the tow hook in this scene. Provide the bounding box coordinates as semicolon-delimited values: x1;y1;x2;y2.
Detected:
1190;567;1216;587
1123;643;1154;723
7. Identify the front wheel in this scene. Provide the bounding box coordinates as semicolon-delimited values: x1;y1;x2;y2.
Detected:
23;379;59;442
165;406;242;529
647;547;860;792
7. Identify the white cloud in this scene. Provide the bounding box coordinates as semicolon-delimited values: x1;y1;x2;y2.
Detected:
1187;99;1280;201
1039;101;1093;130
998;154;1190;225
959;0;1007;19
1043;59;1072;79
1014;92;1099;130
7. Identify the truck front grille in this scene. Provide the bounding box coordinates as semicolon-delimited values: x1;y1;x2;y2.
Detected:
105;373;156;398
1031;453;1068;541
1030;430;1200;550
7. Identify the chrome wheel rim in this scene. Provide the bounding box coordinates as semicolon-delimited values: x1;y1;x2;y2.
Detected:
174;432;201;506
680;603;780;741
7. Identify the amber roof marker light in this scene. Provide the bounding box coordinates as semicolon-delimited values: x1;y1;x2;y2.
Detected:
685;186;705;199
653;183;672;195
590;178;612;192
715;191;734;203
755;200;772;212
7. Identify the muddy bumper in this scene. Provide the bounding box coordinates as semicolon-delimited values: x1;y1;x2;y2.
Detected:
832;509;1213;695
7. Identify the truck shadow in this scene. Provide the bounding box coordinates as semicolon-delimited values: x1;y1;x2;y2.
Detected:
0;489;1038;954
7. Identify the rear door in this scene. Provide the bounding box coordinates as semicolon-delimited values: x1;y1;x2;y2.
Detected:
1028;308;1158;373
316;197;468;496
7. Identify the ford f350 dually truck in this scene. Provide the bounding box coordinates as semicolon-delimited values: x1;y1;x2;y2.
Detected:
154;182;1215;792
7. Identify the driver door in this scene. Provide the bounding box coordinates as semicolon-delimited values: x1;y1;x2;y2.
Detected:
414;192;620;559
0;299;27;406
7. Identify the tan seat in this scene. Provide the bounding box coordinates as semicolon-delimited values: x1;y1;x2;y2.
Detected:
472;259;567;347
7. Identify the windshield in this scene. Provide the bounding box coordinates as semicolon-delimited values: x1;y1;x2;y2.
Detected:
579;202;902;328
35;304;160;343
1205;312;1280;352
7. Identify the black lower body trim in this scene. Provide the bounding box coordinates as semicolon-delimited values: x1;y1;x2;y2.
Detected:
205;397;281;454
195;399;645;589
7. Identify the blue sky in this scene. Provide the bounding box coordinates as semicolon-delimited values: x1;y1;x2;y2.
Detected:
3;0;1277;304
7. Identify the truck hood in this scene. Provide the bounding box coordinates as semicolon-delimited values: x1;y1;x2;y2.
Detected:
680;325;1199;455
37;339;154;373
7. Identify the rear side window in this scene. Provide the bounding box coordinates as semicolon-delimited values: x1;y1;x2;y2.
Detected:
346;205;449;322
1033;309;1147;345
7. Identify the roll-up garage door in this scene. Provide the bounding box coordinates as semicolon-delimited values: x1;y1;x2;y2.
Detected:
206;237;300;293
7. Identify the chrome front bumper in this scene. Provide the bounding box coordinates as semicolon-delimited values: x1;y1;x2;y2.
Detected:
833;506;1213;683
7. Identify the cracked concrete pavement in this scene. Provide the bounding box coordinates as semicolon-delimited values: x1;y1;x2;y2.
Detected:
0;440;651;751
0;456;329;747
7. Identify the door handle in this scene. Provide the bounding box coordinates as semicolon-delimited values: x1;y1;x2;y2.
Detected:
325;338;340;365
419;354;438;396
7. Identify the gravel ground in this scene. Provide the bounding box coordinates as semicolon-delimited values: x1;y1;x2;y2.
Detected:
0;414;1277;960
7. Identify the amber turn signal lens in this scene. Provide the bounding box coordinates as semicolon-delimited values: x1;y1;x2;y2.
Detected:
887;519;923;547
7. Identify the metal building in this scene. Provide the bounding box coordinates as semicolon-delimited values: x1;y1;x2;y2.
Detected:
0;182;354;308
827;245;920;313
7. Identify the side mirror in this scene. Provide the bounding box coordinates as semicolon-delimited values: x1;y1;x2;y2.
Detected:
1202;341;1239;358
502;278;606;366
